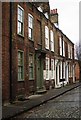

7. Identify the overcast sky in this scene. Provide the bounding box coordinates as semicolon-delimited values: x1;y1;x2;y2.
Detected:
49;0;80;45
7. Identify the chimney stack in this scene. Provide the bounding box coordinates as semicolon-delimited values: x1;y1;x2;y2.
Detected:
51;9;57;14
50;8;58;26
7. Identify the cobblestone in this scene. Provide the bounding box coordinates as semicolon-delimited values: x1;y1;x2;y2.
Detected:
14;86;81;119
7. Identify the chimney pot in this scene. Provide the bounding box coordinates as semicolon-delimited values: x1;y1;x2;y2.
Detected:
50;9;58;14
53;9;55;14
56;9;57;13
51;10;52;14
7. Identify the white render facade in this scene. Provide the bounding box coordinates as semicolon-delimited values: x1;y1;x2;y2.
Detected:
43;27;75;89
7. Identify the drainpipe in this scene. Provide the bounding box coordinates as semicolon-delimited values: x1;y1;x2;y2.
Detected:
9;2;13;103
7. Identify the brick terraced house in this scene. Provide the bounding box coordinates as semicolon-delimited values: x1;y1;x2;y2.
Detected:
2;2;76;104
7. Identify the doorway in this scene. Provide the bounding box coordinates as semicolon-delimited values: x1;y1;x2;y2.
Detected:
36;54;43;90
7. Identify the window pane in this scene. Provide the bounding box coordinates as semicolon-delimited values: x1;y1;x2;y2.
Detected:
51;30;53;42
50;30;54;51
18;51;24;81
46;58;49;79
29;67;33;79
21;67;23;79
18;22;23;35
21;10;23;22
18;22;21;34
29;20;33;28
28;28;32;39
21;23;23;35
28;15;33;28
18;14;21;21
18;7;23;22
59;37;62;55
18;8;21;21
29;54;34;79
18;6;24;35
45;26;49;38
45;26;49;49
18;66;21;80
51;59;54;79
28;14;33;39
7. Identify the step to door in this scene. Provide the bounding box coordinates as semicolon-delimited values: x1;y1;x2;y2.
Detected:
36;89;47;94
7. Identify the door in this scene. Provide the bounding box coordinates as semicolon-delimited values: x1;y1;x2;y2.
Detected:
36;54;43;90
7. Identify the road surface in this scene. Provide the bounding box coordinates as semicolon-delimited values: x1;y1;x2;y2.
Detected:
14;86;81;119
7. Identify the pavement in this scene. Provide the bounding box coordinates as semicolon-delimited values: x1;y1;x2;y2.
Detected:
2;81;81;119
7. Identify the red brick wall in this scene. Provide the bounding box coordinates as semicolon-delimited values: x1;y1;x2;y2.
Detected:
2;3;10;103
2;2;75;103
8;3;42;100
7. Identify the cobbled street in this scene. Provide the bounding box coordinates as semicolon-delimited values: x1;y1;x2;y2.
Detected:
14;86;81;119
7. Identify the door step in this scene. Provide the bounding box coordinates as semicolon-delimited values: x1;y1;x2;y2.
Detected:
36;89;47;94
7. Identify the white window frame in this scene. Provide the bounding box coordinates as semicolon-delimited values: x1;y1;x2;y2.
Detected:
68;44;70;58
63;62;65;78
46;57;49;80
45;26;49;49
63;41;65;57
18;50;24;81
60;61;62;79
29;53;34;80
68;44;69;58
68;45;73;59
17;5;24;36
28;13;33;40
59;37;62;56
71;47;73;59
50;30;54;52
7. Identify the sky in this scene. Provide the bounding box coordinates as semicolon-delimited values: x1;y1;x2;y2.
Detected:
49;0;80;45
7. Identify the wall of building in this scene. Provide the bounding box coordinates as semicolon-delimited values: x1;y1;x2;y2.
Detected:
2;2;75;104
2;3;10;104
